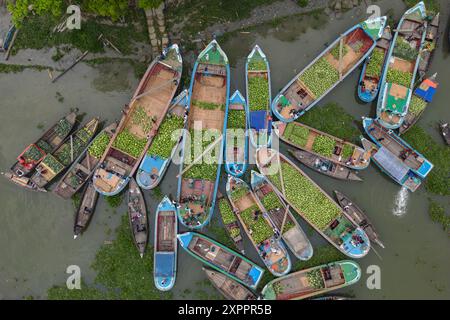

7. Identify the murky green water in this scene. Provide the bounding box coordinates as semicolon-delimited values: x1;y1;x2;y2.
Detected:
1;0;449;299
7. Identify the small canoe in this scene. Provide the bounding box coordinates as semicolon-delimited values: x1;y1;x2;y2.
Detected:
272;16;386;122
136;90;189;190
246;44;272;147
224;90;249;177
376;2;428;129
128;178;148;257
312;296;350;300
1;171;47;192
288;149;362;181
226;175;292;276
256;147;371;258
54;122;117;199
154;196;177;291
418;13;440;79
93;44;182;196
203;267;258;300
357;26;393;103
261;260;361;300
273;121;370;170
177;232;264;290
30;117;99;189
217;194;246;254
11;111;77;177
250;170;313;261
398;74;438;135
362;118;433;192
334;190;384;248
73;181;99;239
440;122;450;145
177;40;230;229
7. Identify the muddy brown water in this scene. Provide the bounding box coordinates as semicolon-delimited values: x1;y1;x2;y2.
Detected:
1;0;449;299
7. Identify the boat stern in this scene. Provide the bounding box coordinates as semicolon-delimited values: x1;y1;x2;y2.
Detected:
176;232;193;248
341;227;371;258
361;15;387;41
340;260;362;285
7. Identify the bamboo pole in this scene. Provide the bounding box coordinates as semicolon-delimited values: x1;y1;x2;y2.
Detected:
132;78;175;102
4;29;19;61
338;35;344;80
52;50;89;83
279;205;290;235
70;135;74;162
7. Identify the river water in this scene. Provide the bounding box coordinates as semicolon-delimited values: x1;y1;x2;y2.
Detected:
1;0;449;299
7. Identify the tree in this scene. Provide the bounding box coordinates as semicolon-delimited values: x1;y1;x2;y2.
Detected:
8;0;63;27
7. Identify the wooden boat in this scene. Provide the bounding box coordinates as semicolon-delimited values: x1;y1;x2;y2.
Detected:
418;13;440;79
224;90;249;177
334;190;384;248
154;196;177;291
250;170;313;261
1;171;47;192
261;260;361;300
217;194;246;254
288;149;362;181
136;89;189;190
177;232;264;290
256;147;371;258
358;26;393;103
398;74;438;134
177;40;230;229
246;45;272;147
54;122;117;199
376;2;428;129
226;175;291;276
362;118;433;192
93;44;182;196
73;181;99;239
11;111;77;177
273;121;370;170
440;122;450;145
312;295;350;300
128;178;148;257
272;16;386;122
203;267;258;300
30;118;99;189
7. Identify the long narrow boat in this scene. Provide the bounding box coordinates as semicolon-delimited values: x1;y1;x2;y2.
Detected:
1;171;47;192
357;26;393;103
256;147;371;258
203;267;258;300
177;232;264;290
398;74;438;134
73;181;99;239
418;13;440;79
177;40;230;229
54;122;117;199
246;45;272;147
218;194;246;254
334;190;384;248
273;121;370;170
11;111;77;177
250;170;313;261
261;260;361;300
376;2;428;129
93;44;182;196
30;118;99;189
226;175;291;276
272;16;386;122
136;90;189;190
362;118;433;191
224;90;249;177
289;149;362;181
154;196;177;291
440;122;450;145
128;178;148;257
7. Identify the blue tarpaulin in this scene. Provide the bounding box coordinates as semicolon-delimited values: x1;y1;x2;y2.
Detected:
155;253;175;277
250;110;271;133
414;86;436;103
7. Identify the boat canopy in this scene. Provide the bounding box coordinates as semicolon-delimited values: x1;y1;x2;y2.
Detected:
155;253;175;277
414;78;437;102
248;266;263;285
385;83;410;114
373;146;409;182
250;110;272;132
141;154;165;173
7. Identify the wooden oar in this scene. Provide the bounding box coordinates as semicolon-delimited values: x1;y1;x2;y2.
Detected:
176;135;223;178
338;35;344;80
132;78;175;102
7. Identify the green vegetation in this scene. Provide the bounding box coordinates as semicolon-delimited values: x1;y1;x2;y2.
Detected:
227;110;246;129
147;114;184;159
132;106;153;133
307;269;325;289
42;154;64;173
403;0;439;15
386;69;413;87
192;100;224;110
312;135;335;158
365;48;385;78
47;215;171;299
207;217;236;250
297;0;309;8
393;36;419;62
408;96;427;116
330;44;348;60
402;126;450;196
428;200;450;231
230;185;249;202
299;58;339;98
240;205;273;244
248;59;267;71
0;63;53;73
283;123;310;147
23;145;43;162
88;132;111;159
342;144;354;160
113;130;147;158
248;76;269;111
105;193;123;208
260;191;282;211
54;132;91;166
218;198;236;225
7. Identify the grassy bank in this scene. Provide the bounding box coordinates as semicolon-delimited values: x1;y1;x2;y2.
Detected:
0;63;55;73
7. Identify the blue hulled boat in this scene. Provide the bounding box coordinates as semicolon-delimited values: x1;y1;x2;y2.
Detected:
136;90;189;189
154;196;178;291
224;90;249;177
272;16;386;122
